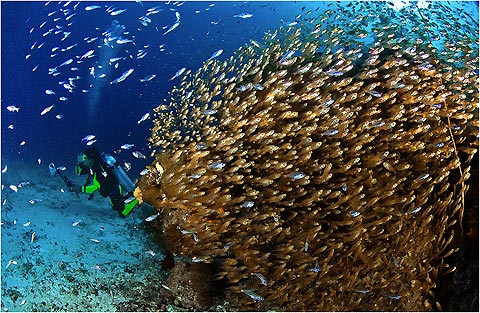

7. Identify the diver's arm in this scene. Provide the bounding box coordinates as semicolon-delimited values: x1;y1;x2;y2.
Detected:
77;173;100;194
81;182;99;193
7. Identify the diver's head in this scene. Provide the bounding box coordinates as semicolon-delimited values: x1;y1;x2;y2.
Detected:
75;146;100;175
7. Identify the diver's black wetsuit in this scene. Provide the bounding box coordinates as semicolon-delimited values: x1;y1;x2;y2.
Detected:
78;153;127;216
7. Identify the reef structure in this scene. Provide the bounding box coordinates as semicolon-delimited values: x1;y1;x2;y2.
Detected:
137;2;478;311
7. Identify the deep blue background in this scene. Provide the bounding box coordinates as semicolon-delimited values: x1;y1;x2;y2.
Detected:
1;1;321;174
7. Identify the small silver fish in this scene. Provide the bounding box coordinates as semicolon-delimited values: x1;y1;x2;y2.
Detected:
238;85;249;92
234;13;253;19
7;105;19;112
209;162;226;170
82;134;95;141
250;40;263;48
132;151;146;159
288;172;305;180
309;261;321;272
253;273;268;286
242;289;264;301
109;57;124;64
322;98;335;106
124;196;136;204
85;5;101;10
80;49;95;60
110;8;126;16
137;49;148;59
58;58;73;67
202;109;217;115
18;181;30;188
110;68;134;84
145;213;159;222
252;84;264;90
116;38;134;45
415;173;430;181
350;211;361;217
208;49;223;60
164;21;180;35
181;230;199;241
279;50;296;64
40;105;55;115
5;260;17;269
366;90;382;97
242;201;254;208
169;67;186;80
140;74;156;82
137;112;150;124
410;207;422;214
322;129;339;136
121;144;135;150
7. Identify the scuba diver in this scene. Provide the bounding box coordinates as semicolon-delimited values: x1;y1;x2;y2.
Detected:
71;146;138;217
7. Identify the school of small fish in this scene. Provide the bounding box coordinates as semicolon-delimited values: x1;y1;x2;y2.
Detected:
139;1;478;311
10;0;234;157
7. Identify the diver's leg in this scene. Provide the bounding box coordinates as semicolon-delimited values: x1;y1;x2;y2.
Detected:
121;197;138;217
109;195;126;217
109;193;138;217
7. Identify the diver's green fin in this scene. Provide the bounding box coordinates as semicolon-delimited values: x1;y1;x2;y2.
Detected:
121;198;138;217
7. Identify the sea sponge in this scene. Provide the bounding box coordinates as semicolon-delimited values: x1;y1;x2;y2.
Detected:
133;187;143;204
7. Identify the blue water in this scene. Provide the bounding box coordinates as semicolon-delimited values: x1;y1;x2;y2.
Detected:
1;1;324;171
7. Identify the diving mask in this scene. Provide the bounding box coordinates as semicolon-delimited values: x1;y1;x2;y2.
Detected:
75;153;89;175
77;153;88;163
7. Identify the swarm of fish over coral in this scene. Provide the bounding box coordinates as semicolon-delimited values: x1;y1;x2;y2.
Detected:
137;2;478;311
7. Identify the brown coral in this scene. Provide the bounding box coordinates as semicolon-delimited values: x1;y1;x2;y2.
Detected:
164;261;214;311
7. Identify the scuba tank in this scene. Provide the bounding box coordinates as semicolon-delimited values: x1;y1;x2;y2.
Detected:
101;153;135;194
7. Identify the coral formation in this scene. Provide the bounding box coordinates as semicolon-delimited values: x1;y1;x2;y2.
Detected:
164;261;214;310
137;2;478;311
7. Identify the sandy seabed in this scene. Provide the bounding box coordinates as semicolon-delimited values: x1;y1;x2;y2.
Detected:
1;158;165;312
